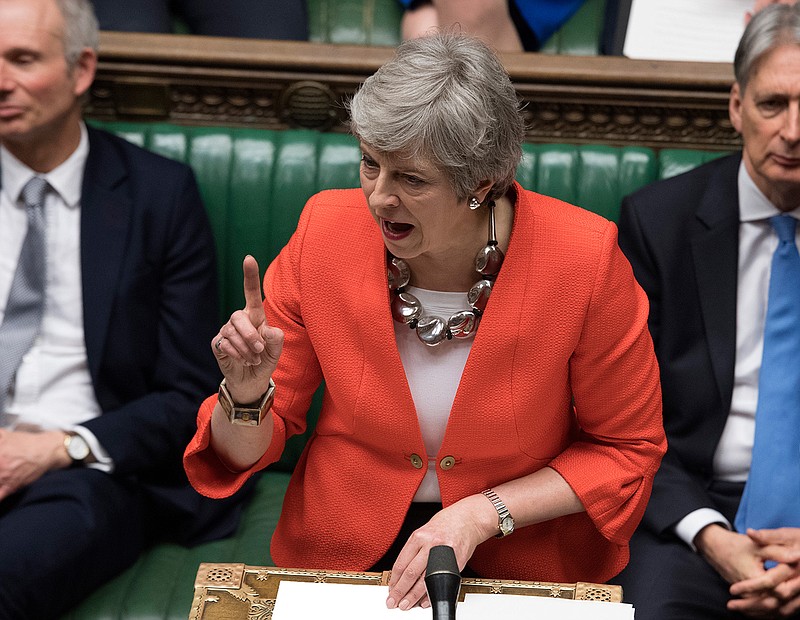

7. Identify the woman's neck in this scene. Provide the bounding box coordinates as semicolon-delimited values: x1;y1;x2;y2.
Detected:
405;193;514;292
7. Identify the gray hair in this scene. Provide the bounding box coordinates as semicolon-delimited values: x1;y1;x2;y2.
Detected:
735;3;800;91
347;32;525;201
55;0;100;68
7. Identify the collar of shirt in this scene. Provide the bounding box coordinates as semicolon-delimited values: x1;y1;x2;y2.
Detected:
0;122;89;209
738;161;800;223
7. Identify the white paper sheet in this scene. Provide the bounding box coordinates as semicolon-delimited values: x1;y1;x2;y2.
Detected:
623;0;753;62
461;592;635;620
271;580;635;620
271;581;429;620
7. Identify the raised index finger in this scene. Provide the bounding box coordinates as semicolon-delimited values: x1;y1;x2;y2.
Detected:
242;255;266;322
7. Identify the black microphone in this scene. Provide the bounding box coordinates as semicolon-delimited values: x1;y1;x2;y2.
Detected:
424;545;461;620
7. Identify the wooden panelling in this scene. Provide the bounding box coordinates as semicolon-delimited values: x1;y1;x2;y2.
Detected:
89;32;740;151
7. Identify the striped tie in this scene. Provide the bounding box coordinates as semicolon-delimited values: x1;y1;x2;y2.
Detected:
0;176;48;427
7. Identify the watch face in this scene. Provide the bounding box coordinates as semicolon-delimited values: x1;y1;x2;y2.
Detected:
66;435;91;461
500;515;515;536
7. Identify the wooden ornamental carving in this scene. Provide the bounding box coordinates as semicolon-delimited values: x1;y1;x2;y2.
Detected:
90;32;741;151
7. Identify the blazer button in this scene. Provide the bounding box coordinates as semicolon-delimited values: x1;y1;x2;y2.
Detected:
440;456;456;470
410;454;424;469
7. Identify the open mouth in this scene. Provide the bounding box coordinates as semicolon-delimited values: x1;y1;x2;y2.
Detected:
384;220;413;234
382;219;415;240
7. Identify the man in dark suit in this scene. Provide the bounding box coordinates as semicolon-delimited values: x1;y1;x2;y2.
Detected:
0;0;240;618
616;4;800;618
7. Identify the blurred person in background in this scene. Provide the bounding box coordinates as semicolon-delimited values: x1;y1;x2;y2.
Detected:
397;0;585;51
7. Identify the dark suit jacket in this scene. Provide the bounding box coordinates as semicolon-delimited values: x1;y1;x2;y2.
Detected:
2;126;238;544
617;153;742;536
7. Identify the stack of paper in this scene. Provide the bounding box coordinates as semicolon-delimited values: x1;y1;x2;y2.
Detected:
461;592;634;619
622;0;752;62
271;580;635;619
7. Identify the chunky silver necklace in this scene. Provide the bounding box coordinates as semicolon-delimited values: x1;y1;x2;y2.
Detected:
388;201;504;346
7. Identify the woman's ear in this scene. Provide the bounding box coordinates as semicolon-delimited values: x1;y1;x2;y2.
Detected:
472;180;494;204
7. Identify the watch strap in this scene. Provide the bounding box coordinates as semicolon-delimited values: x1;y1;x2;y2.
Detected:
218;378;275;426
482;488;514;537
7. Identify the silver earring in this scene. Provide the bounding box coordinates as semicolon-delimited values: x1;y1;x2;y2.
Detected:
469;196;481;210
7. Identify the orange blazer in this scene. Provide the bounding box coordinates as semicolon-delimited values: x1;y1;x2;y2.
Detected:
185;184;666;583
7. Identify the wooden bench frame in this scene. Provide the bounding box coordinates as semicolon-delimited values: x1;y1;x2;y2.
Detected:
89;32;740;152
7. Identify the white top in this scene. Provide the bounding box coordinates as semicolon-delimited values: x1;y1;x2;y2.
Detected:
394;286;474;502
0;124;111;470
674;161;800;548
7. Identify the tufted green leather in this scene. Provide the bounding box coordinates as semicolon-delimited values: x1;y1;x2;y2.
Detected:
308;0;404;46
62;122;725;619
306;0;608;54
538;0;607;56
517;143;661;223
100;124;362;320
658;148;732;181
164;0;607;54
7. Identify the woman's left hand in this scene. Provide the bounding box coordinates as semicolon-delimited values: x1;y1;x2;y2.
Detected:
386;495;495;610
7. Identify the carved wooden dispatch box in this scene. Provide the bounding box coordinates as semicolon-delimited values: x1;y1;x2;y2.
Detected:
189;563;623;619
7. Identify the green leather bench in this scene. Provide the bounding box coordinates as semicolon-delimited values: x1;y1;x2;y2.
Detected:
173;0;610;55
61;122;726;619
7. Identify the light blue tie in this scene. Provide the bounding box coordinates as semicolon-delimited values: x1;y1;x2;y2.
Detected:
0;177;48;427
735;215;800;538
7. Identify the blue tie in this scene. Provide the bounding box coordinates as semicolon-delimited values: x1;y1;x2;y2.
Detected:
0;177;48;427
735;215;800;536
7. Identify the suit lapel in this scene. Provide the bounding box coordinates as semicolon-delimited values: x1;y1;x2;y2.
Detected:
449;185;526;430
691;155;741;409
80;128;133;378
350;198;423;432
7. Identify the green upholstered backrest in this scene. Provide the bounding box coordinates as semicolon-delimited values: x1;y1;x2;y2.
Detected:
98;123;361;319
93;121;726;324
91;120;726;471
538;0;607;55
517;144;728;223
658;149;733;180
517;144;658;223
94;122;360;471
164;0;607;54
306;0;608;54
308;0;405;46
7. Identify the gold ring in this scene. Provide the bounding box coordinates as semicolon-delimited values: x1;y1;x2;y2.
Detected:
215;337;224;352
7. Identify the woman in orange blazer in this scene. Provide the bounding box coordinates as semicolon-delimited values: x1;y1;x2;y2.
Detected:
185;32;666;611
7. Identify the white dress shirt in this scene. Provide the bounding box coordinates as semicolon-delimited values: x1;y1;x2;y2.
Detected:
674;161;800;548
395;286;473;503
0;124;111;469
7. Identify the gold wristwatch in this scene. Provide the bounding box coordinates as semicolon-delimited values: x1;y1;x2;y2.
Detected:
218;378;275;426
482;488;515;537
64;432;96;465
